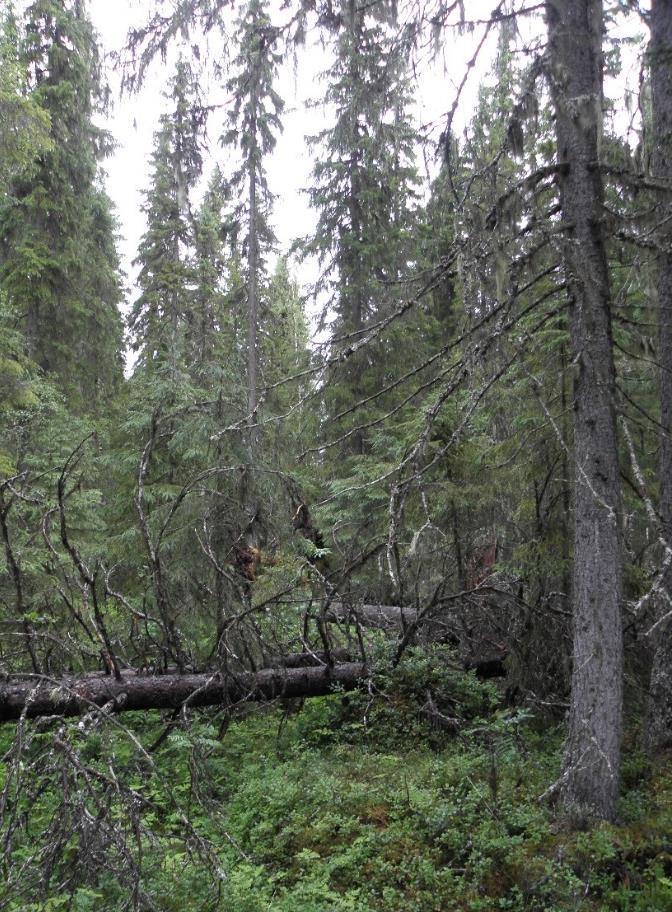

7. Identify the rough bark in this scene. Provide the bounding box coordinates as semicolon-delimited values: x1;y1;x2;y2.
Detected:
646;0;672;753
0;662;367;723
547;0;624;820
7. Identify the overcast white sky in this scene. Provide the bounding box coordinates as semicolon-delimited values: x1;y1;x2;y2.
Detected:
85;0;644;330
87;0;500;314
88;1;333;293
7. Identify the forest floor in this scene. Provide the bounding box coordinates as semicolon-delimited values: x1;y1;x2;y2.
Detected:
3;676;672;912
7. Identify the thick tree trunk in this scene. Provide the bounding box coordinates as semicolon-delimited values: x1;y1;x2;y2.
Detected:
546;0;624;820
0;662;367;723
646;0;672;753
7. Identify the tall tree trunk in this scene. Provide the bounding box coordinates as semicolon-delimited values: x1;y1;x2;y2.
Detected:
242;99;261;549
546;0;624;821
645;0;672;753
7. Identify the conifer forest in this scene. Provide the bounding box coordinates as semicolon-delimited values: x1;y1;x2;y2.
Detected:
2;0;672;908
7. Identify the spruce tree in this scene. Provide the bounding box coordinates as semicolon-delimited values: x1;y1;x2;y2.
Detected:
129;58;204;374
190;168;241;379
0;7;52;473
431;28;574;701
220;0;284;549
0;5;51;192
121;60;215;669
305;1;421;455
0;0;123;414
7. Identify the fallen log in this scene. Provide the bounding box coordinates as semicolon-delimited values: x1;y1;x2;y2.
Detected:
326;602;415;629
276;648;352;668
0;662;367;723
326;603;508;679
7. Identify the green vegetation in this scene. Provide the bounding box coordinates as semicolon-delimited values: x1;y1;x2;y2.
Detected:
1;0;671;907
2;661;671;911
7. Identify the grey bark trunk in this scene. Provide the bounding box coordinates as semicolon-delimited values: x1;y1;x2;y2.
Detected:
645;0;672;753
547;0;624;821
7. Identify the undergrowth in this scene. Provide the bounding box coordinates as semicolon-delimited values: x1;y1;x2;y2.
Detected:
1;650;671;911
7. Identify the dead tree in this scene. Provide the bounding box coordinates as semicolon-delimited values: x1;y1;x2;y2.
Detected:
0;662;367;723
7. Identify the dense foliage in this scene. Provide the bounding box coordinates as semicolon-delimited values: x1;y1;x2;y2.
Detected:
0;0;671;908
2;672;672;911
